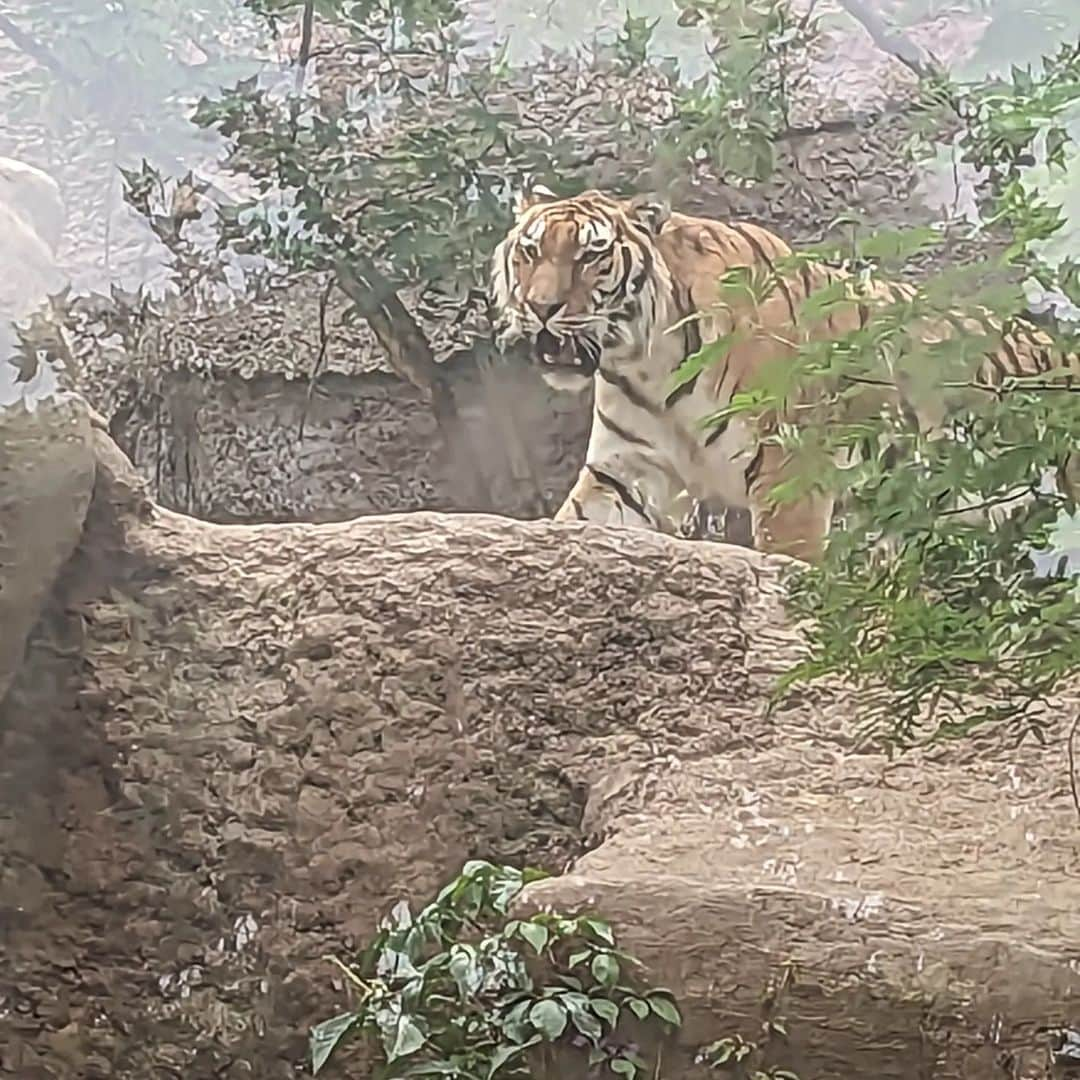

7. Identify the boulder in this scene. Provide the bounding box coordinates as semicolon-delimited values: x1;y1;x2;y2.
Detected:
0;157;65;326
0;421;1077;1079
0;389;95;705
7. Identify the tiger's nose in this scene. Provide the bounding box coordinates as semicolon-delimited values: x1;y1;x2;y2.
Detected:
527;300;563;323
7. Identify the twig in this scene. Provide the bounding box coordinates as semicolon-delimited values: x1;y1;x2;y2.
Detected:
798;0;822;34
1069;712;1080;819
984;381;1080;394
298;275;335;442
936;486;1035;516
294;0;315;94
323;953;370;992
0;10;80;84
835;0;945;82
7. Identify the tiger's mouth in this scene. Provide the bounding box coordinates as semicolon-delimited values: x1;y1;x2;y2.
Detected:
532;328;598;376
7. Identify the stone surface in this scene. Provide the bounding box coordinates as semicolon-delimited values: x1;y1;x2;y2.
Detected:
1;427;1077;1078
109;357;591;524
0;393;95;704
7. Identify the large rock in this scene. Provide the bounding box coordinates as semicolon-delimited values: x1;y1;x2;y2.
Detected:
0;424;1076;1079
0;156;65;326
526;746;1080;1078
0;389;95;705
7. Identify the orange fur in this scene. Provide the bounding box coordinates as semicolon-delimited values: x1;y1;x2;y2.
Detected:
492;189;1078;561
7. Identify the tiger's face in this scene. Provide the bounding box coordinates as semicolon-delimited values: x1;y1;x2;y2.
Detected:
491;187;669;392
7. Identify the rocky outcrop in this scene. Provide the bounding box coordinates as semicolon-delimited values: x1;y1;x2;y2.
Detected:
0;156;65;329
1;418;1077;1079
0;394;94;703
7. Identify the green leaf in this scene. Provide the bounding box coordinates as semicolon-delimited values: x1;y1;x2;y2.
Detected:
611;1056;638;1078
517;921;549;955
647;994;682;1028
448;944;478;996
591;952;620;988
626;998;650;1020
530;999;568;1040
698;1036;755;1065
486;1035;540;1079
389;1016;426;1062
568;1004;603;1041
583;919;615;946
567;949;593;969
310;1011;359;1075
590;998;620;1028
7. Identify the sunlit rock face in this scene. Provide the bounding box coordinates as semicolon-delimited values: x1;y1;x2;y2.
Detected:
0;156;65;324
0;156;67;414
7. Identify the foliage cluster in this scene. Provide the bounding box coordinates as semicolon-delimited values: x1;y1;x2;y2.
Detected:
689;40;1080;743
668;0;819;181
309;861;684;1079
180;0;814;384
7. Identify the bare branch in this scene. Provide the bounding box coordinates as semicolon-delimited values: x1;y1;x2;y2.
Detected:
0;9;79;84
835;0;945;82
294;0;315;93
1069;712;1080;819
298;274;335;441
333;256;441;396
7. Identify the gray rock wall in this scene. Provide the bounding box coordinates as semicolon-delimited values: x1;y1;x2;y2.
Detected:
113;358;592;524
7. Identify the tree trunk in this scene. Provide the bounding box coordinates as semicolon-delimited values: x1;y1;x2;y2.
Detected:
334;257;492;510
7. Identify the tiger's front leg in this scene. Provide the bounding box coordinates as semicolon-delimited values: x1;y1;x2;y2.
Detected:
553;464;690;535
745;443;834;564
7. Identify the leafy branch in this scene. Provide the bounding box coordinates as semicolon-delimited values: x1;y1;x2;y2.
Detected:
310;861;682;1079
670;0;821;182
676;40;1080;744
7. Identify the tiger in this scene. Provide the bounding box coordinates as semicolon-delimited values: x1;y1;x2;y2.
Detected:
490;186;1080;562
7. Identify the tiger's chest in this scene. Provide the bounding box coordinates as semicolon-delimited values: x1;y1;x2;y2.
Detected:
591;334;758;509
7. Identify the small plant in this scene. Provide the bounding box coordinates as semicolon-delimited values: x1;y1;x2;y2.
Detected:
695;963;799;1079
697;1035;798;1079
670;0;820;182
310;860;682;1078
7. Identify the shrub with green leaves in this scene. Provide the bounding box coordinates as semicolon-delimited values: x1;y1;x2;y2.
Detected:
679;40;1080;745
184;0;818;384
310;861;682;1078
669;0;820;182
186;0;688;397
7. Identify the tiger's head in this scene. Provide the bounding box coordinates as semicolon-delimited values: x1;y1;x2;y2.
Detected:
491;187;671;392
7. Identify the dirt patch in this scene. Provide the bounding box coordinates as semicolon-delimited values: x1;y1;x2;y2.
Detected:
107;358;591;525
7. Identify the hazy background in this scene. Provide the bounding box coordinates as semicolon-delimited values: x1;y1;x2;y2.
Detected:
0;0;1076;308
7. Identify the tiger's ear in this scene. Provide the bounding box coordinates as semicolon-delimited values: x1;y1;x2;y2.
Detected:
625;195;670;236
514;183;559;216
